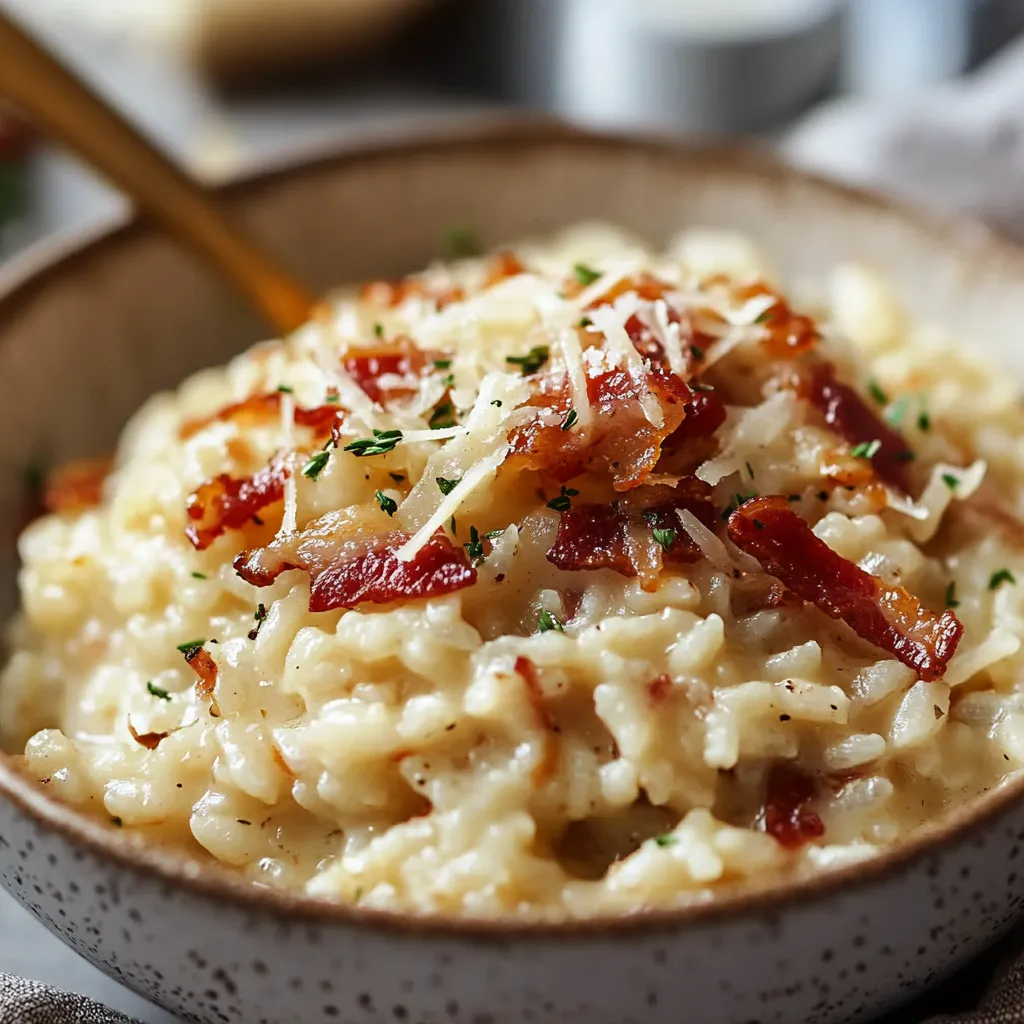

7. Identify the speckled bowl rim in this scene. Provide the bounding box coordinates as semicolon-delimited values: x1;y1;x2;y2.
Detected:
3;117;1024;941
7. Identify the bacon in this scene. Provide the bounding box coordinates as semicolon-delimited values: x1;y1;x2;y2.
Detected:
509;367;693;491
43;457;112;514
647;674;673;704
727;496;963;680
180;392;341;441
562;270;674;305
184;645;218;702
667;388;727;445
127;720;170;750
514;656;560;787
737;282;819;357
186;455;288;551
484;250;527;287
360;278;464;310
801;362;914;494
763;763;825;848
233;507;476;612
546;480;715;577
343;338;438;405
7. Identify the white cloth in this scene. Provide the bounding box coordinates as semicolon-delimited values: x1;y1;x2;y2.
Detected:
785;36;1024;241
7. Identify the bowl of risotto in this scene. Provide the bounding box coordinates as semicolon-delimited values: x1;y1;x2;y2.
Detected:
2;120;1024;1024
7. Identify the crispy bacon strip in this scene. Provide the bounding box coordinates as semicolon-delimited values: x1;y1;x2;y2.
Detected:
233;509;476;612
763;763;825;848
546;481;716;577
184;645;218;701
484;251;527;287
738;282;819;357
801;363;914;494
128;720;170;750
509;367;694;491
343;338;438;405
514;656;560;787
43;457;112;514
185;455;287;551
727;496;963;680
180;392;341;441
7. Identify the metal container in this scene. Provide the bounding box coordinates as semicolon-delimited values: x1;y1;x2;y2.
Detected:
458;0;845;135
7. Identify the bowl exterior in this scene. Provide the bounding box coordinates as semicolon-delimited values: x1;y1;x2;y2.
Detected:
3;121;1024;1024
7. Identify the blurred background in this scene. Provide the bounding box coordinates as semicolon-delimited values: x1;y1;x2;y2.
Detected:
3;0;1024;262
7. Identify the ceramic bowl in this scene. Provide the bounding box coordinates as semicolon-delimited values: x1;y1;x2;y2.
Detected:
2;120;1024;1024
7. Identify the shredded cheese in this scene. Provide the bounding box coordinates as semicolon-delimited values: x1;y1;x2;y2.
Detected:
558;327;593;433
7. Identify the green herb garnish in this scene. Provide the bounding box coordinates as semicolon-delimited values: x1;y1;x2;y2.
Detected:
537;609;564;634
546;486;579;513
176;639;206;654
343;429;403;458
147;682;171;701
465;526;485;564
990;569;1016;591
436;476;462;496
942;473;959;492
191;571;207;580
690;344;705;361
506;345;550;376
373;322;384;339
276;385;294;394
652;527;675;552
850;439;882;460
561;408;578;431
885;397;908;427
573;263;602;286
867;379;887;405
945;582;960;609
302;447;331;481
376;491;398;517
578;316;593;328
917;409;931;432
433;359;452;370
721;491;758;521
654;833;676;847
428;400;457;430
442;225;481;260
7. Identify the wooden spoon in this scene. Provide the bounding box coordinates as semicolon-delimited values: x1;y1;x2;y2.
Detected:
0;12;315;335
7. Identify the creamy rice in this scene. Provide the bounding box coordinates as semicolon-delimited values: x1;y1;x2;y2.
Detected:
3;223;1024;919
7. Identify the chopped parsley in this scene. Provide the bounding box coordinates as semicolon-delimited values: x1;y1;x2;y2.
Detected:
745;461;755;479
917;409;931;432
787;494;802;503
465;526;485;564
546;485;579;513
275;385;294;394
248;603;268;641
439;373;455;389
537;609;564;634
389;472;406;484
945;582;960;609
850;439;882;460
191;571;207;580
147;682;171;701
375;491;398;517
754;309;772;324
343;429;402;458
436;476;462;496
373;322;384;339
690;344;705;362
560;408;578;431
428;400;457;429
721;491;758;520
176;639;206;654
652;527;675;552
442;225;481;260
578;316;593;328
433;358;452;370
301;446;331;481
989;569;1016;591
573;263;602;286
885;396;908;427
450;515;457;534
867;379;887;405
941;473;959;492
491;399;503;407
486;528;505;539
654;833;677;847
506;345;550;376
325;393;341;404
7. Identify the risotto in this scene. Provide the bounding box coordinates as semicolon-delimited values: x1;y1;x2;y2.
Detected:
3;223;1024;918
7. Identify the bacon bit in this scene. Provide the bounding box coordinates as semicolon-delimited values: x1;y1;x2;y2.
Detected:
180;392;342;441
763;763;825;848
514;656;560;787
484;250;527;287
43;457;113;514
509;367;693;491
342;337;436;405
802;363;914;494
727;496;963;680
360;278;465;310
127;720;170;750
737;282;819;357
667;388;728;446
647;674;673;704
233;508;476;611
184;645;219;705
308;534;475;612
567;271;674;306
185;455;288;550
547;480;715;577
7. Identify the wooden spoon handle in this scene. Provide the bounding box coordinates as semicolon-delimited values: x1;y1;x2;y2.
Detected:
0;13;314;335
